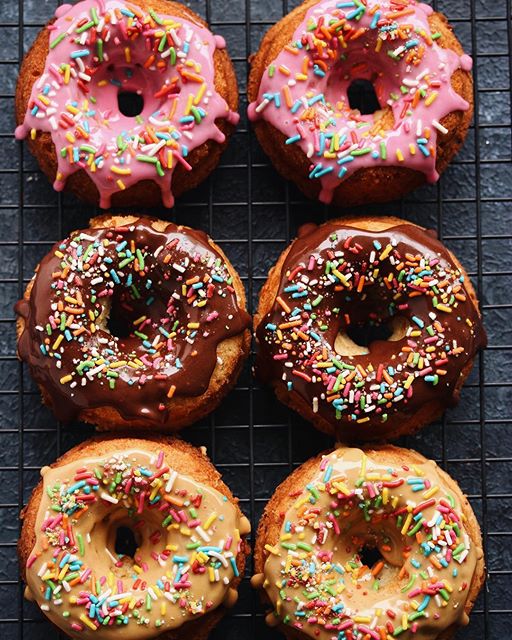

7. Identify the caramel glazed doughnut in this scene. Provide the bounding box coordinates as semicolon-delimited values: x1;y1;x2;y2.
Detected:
15;0;239;209
248;0;473;206
15;215;251;430
255;217;486;441
252;445;485;640
19;436;251;639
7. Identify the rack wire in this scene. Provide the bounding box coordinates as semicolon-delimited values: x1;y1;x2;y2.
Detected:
0;0;509;637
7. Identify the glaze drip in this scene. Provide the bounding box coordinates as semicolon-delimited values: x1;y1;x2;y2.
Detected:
16;0;239;208
16;218;250;424
249;0;471;203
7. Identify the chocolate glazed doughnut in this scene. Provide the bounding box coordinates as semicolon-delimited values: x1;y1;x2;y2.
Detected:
255;217;486;441
16;215;251;431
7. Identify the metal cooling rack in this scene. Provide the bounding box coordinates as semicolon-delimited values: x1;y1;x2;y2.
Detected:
0;0;510;637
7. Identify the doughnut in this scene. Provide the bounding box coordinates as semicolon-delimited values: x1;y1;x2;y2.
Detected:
15;215;250;430
15;0;239;209
252;444;485;640
248;0;473;206
19;436;251;639
255;217;485;441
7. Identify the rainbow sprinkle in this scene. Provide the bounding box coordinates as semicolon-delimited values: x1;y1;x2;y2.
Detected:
256;223;484;434
26;448;245;634
262;448;478;639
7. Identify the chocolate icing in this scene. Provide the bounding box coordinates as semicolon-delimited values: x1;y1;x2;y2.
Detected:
256;221;486;438
16;218;250;425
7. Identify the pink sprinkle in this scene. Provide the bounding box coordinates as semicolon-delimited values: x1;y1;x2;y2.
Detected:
26;555;37;568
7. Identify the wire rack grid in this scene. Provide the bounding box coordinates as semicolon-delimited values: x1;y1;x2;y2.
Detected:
0;0;510;637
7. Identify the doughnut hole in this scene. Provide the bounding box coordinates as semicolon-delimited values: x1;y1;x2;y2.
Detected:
98;506;169;577
325;53;397;129
115;525;139;558
335;316;408;356
88;47;183;126
117;91;144;118
347;79;380;115
332;523;409;600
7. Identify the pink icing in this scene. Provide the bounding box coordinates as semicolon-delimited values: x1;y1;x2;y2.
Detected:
16;0;238;208
249;0;472;203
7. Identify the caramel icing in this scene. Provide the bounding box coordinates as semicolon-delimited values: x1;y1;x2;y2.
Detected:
256;221;486;438
15;218;250;425
260;447;481;639
25;447;249;638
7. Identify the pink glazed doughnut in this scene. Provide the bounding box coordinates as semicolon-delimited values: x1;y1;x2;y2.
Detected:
15;0;239;209
248;0;473;206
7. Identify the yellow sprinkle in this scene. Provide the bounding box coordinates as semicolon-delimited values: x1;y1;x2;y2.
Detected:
111;166;132;175
436;304;452;313
187;322;200;329
264;544;279;555
425;91;438;106
379;244;392;260
124;47;131;63
60;374;73;385
404;374;415;390
133;565;143;574
409;143;416;155
30;128;36;140
185;94;194;115
109;361;127;369
401;512;413;536
208;566;215;582
116;179;126;190
167;385;176;399
402;612;408;630
423;485;440;499
194;83;207;105
382;487;389;505
80;614;97;631
333;481;351;496
66;105;79;115
396;149;404;162
204;512;217;530
52;334;64;350
332;268;350;286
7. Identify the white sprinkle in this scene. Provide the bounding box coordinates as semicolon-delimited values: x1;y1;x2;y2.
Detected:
100;491;118;504
432;119;448;135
